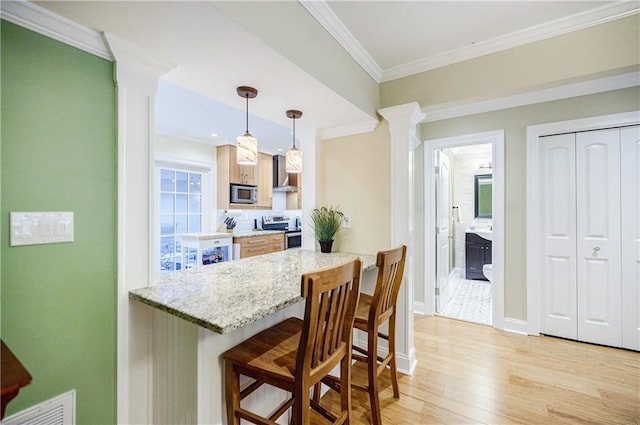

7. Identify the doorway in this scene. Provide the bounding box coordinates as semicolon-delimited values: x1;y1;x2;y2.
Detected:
436;144;494;325
424;130;505;329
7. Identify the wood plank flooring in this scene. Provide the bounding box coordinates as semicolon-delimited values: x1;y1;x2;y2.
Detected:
319;315;640;424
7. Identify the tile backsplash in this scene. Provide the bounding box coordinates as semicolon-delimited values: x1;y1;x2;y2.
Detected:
216;209;301;234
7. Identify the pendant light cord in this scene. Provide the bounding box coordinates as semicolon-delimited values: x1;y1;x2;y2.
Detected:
245;95;249;134
292;117;297;149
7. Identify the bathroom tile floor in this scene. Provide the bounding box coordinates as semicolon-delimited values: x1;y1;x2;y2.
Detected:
439;275;492;325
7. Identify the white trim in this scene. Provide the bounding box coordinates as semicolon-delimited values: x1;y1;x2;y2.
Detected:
382;3;639;82
0;0;110;60
155;156;216;172
526;111;640;336
503;318;529;336
423;130;505;330
423;71;640;123
395;348;417;376
320;119;379;140
299;0;382;83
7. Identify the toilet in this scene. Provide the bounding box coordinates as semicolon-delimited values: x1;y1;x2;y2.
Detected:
482;264;494;283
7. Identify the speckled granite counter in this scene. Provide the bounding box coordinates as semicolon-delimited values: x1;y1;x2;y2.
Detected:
232;230;284;238
130;249;376;334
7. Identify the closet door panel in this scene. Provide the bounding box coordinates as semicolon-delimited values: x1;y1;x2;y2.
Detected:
621;125;640;351
576;128;622;347
540;134;577;339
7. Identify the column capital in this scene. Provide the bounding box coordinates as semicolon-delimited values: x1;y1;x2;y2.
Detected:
378;102;425;130
103;32;174;95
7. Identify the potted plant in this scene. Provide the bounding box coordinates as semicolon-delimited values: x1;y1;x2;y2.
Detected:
310;206;344;253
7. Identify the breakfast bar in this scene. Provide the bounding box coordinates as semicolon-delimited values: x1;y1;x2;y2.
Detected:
130;249;377;424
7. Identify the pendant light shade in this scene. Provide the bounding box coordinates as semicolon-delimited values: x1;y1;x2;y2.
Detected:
236;86;258;165
285;110;303;174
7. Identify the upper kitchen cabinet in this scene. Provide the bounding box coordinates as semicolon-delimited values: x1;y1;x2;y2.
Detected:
257;153;273;209
286;173;302;210
217;145;256;209
217;145;273;210
218;145;256;186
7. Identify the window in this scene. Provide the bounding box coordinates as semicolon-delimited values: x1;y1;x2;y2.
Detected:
159;168;203;271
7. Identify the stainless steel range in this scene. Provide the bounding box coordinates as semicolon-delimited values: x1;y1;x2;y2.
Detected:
262;215;301;249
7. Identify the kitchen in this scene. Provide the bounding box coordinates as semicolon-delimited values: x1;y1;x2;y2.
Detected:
155;80;309;271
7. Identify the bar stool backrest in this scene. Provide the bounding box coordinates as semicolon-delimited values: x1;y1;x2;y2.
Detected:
370;245;407;325
297;259;362;384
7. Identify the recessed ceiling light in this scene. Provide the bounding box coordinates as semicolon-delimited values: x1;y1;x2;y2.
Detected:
277;148;284;151
210;133;218;138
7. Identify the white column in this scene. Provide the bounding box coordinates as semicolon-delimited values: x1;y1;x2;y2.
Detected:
103;33;173;424
299;127;319;250
378;103;425;375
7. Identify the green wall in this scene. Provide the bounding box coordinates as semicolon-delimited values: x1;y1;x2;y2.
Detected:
1;21;116;423
422;86;640;320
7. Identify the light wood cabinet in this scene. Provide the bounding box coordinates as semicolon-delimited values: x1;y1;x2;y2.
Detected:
217;145;262;209
257;153;273;209
220;145;256;185
234;233;284;258
269;233;284;252
286;173;302;210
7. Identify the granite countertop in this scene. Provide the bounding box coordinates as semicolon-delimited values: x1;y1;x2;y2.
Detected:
129;249;377;334
232;230;285;238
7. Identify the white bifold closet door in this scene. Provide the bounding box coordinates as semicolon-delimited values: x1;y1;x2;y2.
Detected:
621;126;640;351
575;128;621;347
541;132;578;340
540;125;639;349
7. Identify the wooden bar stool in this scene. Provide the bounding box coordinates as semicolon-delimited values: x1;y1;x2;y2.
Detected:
223;259;362;425
352;245;407;425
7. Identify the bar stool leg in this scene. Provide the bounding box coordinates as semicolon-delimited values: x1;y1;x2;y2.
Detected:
368;330;383;425
389;316;400;399
340;354;353;425
224;362;241;425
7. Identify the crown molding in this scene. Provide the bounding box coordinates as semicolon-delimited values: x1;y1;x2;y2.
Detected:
320;119;379;140
382;2;639;82
0;0;110;60
423;71;640;123
299;0;382;83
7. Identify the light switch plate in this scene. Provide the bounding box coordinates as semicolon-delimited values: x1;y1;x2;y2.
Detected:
10;212;74;246
342;214;351;229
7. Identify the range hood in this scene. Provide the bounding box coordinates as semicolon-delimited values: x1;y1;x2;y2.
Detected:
272;155;298;192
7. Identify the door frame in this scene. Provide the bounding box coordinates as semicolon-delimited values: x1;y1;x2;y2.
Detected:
525;111;640;336
424;130;505;329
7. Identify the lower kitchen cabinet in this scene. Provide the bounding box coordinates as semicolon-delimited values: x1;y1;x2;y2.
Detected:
465;233;492;280
234;233;284;259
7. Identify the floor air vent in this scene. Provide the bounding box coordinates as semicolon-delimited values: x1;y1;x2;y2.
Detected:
2;390;75;425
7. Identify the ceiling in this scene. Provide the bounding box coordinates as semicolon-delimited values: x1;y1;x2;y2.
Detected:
316;1;617;82
28;0;632;154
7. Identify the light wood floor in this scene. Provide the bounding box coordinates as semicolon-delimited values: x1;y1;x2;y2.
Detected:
320;315;640;424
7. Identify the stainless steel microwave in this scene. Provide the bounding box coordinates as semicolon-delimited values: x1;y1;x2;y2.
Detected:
230;184;257;204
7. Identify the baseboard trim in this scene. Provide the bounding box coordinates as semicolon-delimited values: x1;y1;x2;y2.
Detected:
396;347;417;376
503;317;529;335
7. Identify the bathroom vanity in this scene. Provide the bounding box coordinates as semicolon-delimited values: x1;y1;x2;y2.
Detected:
465;231;492;280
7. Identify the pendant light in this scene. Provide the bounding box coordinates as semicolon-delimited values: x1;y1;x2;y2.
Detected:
285;110;303;174
236;86;258;165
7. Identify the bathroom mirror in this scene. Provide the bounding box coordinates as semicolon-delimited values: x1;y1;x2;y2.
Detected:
474;174;493;218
